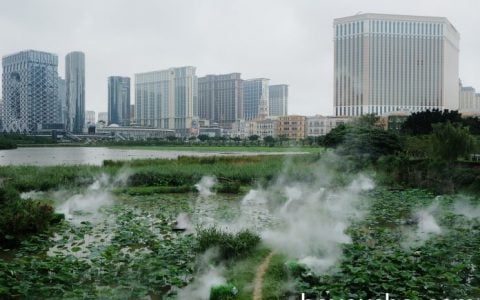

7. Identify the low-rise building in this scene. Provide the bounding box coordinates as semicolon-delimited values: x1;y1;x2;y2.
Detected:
255;118;277;139
96;125;175;140
307;115;353;136
277;115;307;140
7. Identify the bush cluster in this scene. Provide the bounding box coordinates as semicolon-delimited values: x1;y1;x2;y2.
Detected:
196;227;260;260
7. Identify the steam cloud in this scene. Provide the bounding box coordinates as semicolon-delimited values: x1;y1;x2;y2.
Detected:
56;171;131;225
402;201;442;249
195;176;217;198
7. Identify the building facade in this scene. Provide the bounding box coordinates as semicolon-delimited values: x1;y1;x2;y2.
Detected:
108;76;130;126
334;13;460;117
135;66;197;136
458;81;480;113
57;77;67;127
65;51;85;133
307;115;353;136
269;84;288;116
2;50;59;132
243;78;269;120
85;110;96;126
277;115;307;140
198;73;243;128
130;104;136;125
98;112;108;123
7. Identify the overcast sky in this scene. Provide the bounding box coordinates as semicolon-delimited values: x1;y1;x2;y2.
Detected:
1;0;479;117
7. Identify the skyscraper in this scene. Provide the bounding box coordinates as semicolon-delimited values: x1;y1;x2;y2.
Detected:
57;76;67;126
65;51;85;133
135;66;197;135
198;73;243;127
334;13;460;116
2;50;59;132
108;76;130;126
269;84;288;116
243;78;269;120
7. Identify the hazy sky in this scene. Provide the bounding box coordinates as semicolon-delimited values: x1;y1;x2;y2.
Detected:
1;0;479;117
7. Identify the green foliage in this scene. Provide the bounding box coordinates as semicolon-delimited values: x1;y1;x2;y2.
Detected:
198;134;210;142
292;189;480;298
196;227;260;260
401;109;462;135
322;124;347;148
210;283;238;300
216;182;241;194
403;135;432;158
248;135;259;141
0;186;59;247
0;138;17;150
431;122;475;162
323;124;402;165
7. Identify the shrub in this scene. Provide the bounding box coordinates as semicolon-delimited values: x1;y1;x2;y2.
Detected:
196;227;261;260
210;283;237;300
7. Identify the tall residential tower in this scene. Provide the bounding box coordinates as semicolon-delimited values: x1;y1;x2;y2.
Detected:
334;13;460;116
65;51;85;133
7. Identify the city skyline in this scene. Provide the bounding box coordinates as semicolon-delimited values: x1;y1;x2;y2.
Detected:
1;0;479;116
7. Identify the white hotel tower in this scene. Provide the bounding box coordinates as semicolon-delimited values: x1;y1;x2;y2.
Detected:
334;13;460;116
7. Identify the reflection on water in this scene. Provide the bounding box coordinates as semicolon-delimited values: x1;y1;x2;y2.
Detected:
0;147;293;166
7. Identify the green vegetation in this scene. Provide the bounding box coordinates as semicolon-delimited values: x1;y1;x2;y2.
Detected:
210;283;238;300
196;227;261;260
289;189;480;298
2;115;480;299
0;186;61;247
0;133;56;149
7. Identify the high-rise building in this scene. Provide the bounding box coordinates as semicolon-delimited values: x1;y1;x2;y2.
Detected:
2;50;59;132
135;66;197;135
108;76;130;126
243;78;269;120
65;51;85;133
98;112;108;123
130;104;136;124
58;77;67;126
269;84;288;116
0;99;3;131
334;13;460;116
198;73;243;127
85;110;96;126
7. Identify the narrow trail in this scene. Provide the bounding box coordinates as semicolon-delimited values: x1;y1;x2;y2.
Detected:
253;252;274;300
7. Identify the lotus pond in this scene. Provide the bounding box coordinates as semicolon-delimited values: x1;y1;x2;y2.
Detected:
0;154;480;299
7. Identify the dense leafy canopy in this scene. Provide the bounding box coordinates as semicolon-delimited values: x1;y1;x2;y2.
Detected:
401;109;462;135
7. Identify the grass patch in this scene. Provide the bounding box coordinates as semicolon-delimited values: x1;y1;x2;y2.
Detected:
223;247;271;300
262;253;289;299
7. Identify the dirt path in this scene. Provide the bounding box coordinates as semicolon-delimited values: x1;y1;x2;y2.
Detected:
253;252;274;300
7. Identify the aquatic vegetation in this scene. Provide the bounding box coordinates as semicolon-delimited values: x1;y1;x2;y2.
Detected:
196;227;261;260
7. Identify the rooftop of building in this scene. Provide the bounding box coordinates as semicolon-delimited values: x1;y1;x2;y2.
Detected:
334;13;458;33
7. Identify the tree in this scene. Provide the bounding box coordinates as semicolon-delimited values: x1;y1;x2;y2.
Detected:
323;124;348;148
198;134;210;142
430;122;475;162
248;135;259;141
401;109;462;135
263;135;275;145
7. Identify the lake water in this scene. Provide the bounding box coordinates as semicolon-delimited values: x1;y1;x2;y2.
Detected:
0;147;298;166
